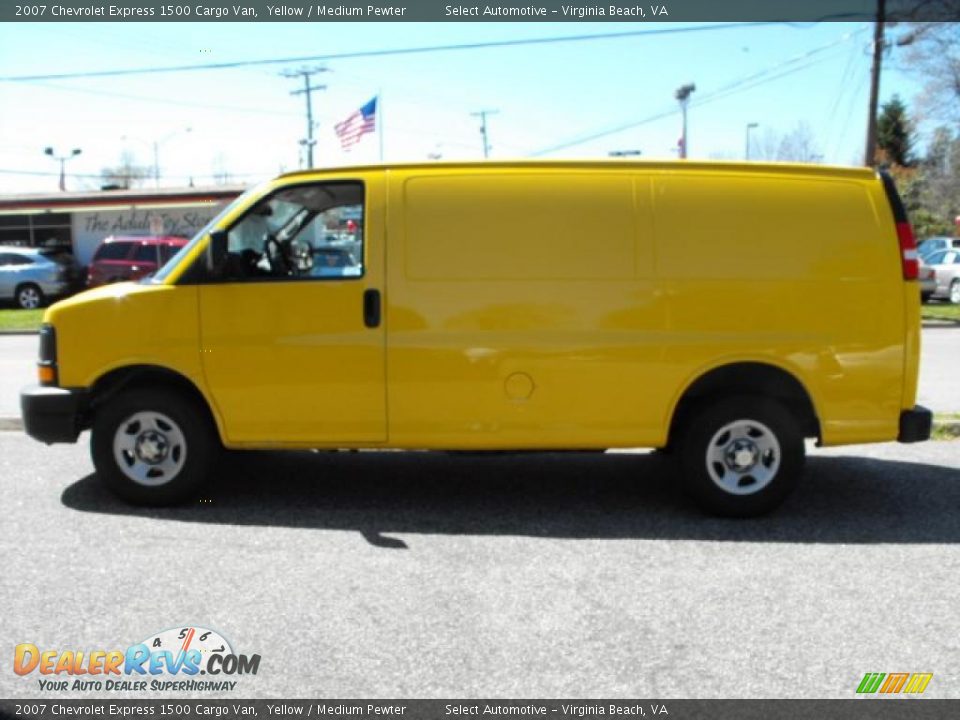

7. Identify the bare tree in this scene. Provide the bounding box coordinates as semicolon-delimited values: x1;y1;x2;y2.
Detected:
100;151;150;189
776;123;822;163
748;128;784;162
748;124;823;163
899;21;960;123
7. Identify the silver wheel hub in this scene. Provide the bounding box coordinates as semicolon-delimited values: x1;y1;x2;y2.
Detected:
725;439;759;472
20;288;40;308
113;411;187;486
706;419;781;496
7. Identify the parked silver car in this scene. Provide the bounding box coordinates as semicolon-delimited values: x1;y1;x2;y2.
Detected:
923;248;960;304
0;246;79;309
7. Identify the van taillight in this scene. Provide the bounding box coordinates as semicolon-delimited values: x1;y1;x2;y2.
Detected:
897;221;918;280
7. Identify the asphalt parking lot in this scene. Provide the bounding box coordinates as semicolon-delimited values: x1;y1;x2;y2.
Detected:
0;433;958;699
2;328;959;700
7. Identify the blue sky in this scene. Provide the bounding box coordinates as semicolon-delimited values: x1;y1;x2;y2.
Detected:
0;20;923;193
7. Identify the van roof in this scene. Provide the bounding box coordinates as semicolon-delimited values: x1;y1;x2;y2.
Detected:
276;159;878;182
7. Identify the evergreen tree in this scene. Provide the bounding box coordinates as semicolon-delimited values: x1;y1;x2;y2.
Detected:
876;95;914;167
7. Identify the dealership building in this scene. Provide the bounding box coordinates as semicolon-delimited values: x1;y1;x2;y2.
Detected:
0;186;246;265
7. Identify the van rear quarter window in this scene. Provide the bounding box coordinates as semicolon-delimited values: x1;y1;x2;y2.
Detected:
402;173;637;281
651;172;903;371
654;175;885;280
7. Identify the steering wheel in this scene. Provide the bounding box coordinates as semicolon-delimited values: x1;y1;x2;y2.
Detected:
263;233;291;275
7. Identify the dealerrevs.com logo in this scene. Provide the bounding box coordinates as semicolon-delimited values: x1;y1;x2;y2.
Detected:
13;626;261;693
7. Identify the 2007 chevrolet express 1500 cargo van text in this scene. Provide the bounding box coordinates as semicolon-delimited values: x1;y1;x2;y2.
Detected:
21;161;931;516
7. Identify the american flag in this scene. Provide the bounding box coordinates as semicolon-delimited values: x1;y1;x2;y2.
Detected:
334;97;377;150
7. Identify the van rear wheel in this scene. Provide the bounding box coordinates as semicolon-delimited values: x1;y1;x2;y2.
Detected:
91;388;216;505
678;396;804;517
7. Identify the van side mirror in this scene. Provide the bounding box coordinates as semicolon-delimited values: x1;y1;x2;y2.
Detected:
206;230;228;275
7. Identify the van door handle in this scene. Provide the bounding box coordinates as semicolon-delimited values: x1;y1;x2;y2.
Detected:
363;289;381;328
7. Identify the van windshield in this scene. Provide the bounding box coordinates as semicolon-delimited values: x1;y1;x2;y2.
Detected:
150;184;265;283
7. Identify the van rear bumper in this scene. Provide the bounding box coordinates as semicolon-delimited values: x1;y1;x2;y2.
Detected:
20;385;87;444
898;405;932;443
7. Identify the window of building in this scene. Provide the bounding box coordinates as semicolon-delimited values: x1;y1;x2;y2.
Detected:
0;212;73;251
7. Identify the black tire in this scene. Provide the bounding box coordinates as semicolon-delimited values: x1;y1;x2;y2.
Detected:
91;388;218;505
678;396;804;517
920;292;932;304
950;279;960;305
15;283;44;310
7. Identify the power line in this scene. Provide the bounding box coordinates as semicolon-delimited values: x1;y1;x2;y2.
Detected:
21;80;300;117
0;23;776;83
530;28;866;157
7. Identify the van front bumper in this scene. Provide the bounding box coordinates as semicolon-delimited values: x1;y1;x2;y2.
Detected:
898;405;932;443
20;385;87;444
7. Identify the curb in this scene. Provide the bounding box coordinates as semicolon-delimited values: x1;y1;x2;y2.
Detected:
0;330;39;336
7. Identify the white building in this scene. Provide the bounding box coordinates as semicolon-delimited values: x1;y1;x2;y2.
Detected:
0;186;246;265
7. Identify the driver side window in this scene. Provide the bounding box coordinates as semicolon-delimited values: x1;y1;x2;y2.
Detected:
224;181;364;281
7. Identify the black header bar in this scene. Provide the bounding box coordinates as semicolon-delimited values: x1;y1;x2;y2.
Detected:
2;1;959;23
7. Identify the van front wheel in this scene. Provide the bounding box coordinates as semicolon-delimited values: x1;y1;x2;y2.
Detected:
91;389;216;505
678;397;804;517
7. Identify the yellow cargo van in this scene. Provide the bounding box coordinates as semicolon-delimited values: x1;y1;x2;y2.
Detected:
21;161;931;516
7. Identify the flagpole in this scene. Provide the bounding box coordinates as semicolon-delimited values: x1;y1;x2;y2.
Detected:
377;90;384;163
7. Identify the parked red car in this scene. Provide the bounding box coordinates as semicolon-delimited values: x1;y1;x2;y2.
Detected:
86;235;188;288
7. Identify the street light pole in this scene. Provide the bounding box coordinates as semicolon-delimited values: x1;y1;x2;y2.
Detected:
675;83;696;159
153;127;191;188
122;127;191;188
745;122;759;160
44;147;82;191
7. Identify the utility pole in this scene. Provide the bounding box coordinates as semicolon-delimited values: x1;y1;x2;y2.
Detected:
864;0;886;166
471;109;498;159
282;66;328;168
675;83;696;159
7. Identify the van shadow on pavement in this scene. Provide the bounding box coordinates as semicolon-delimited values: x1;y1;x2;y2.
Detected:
61;450;960;547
